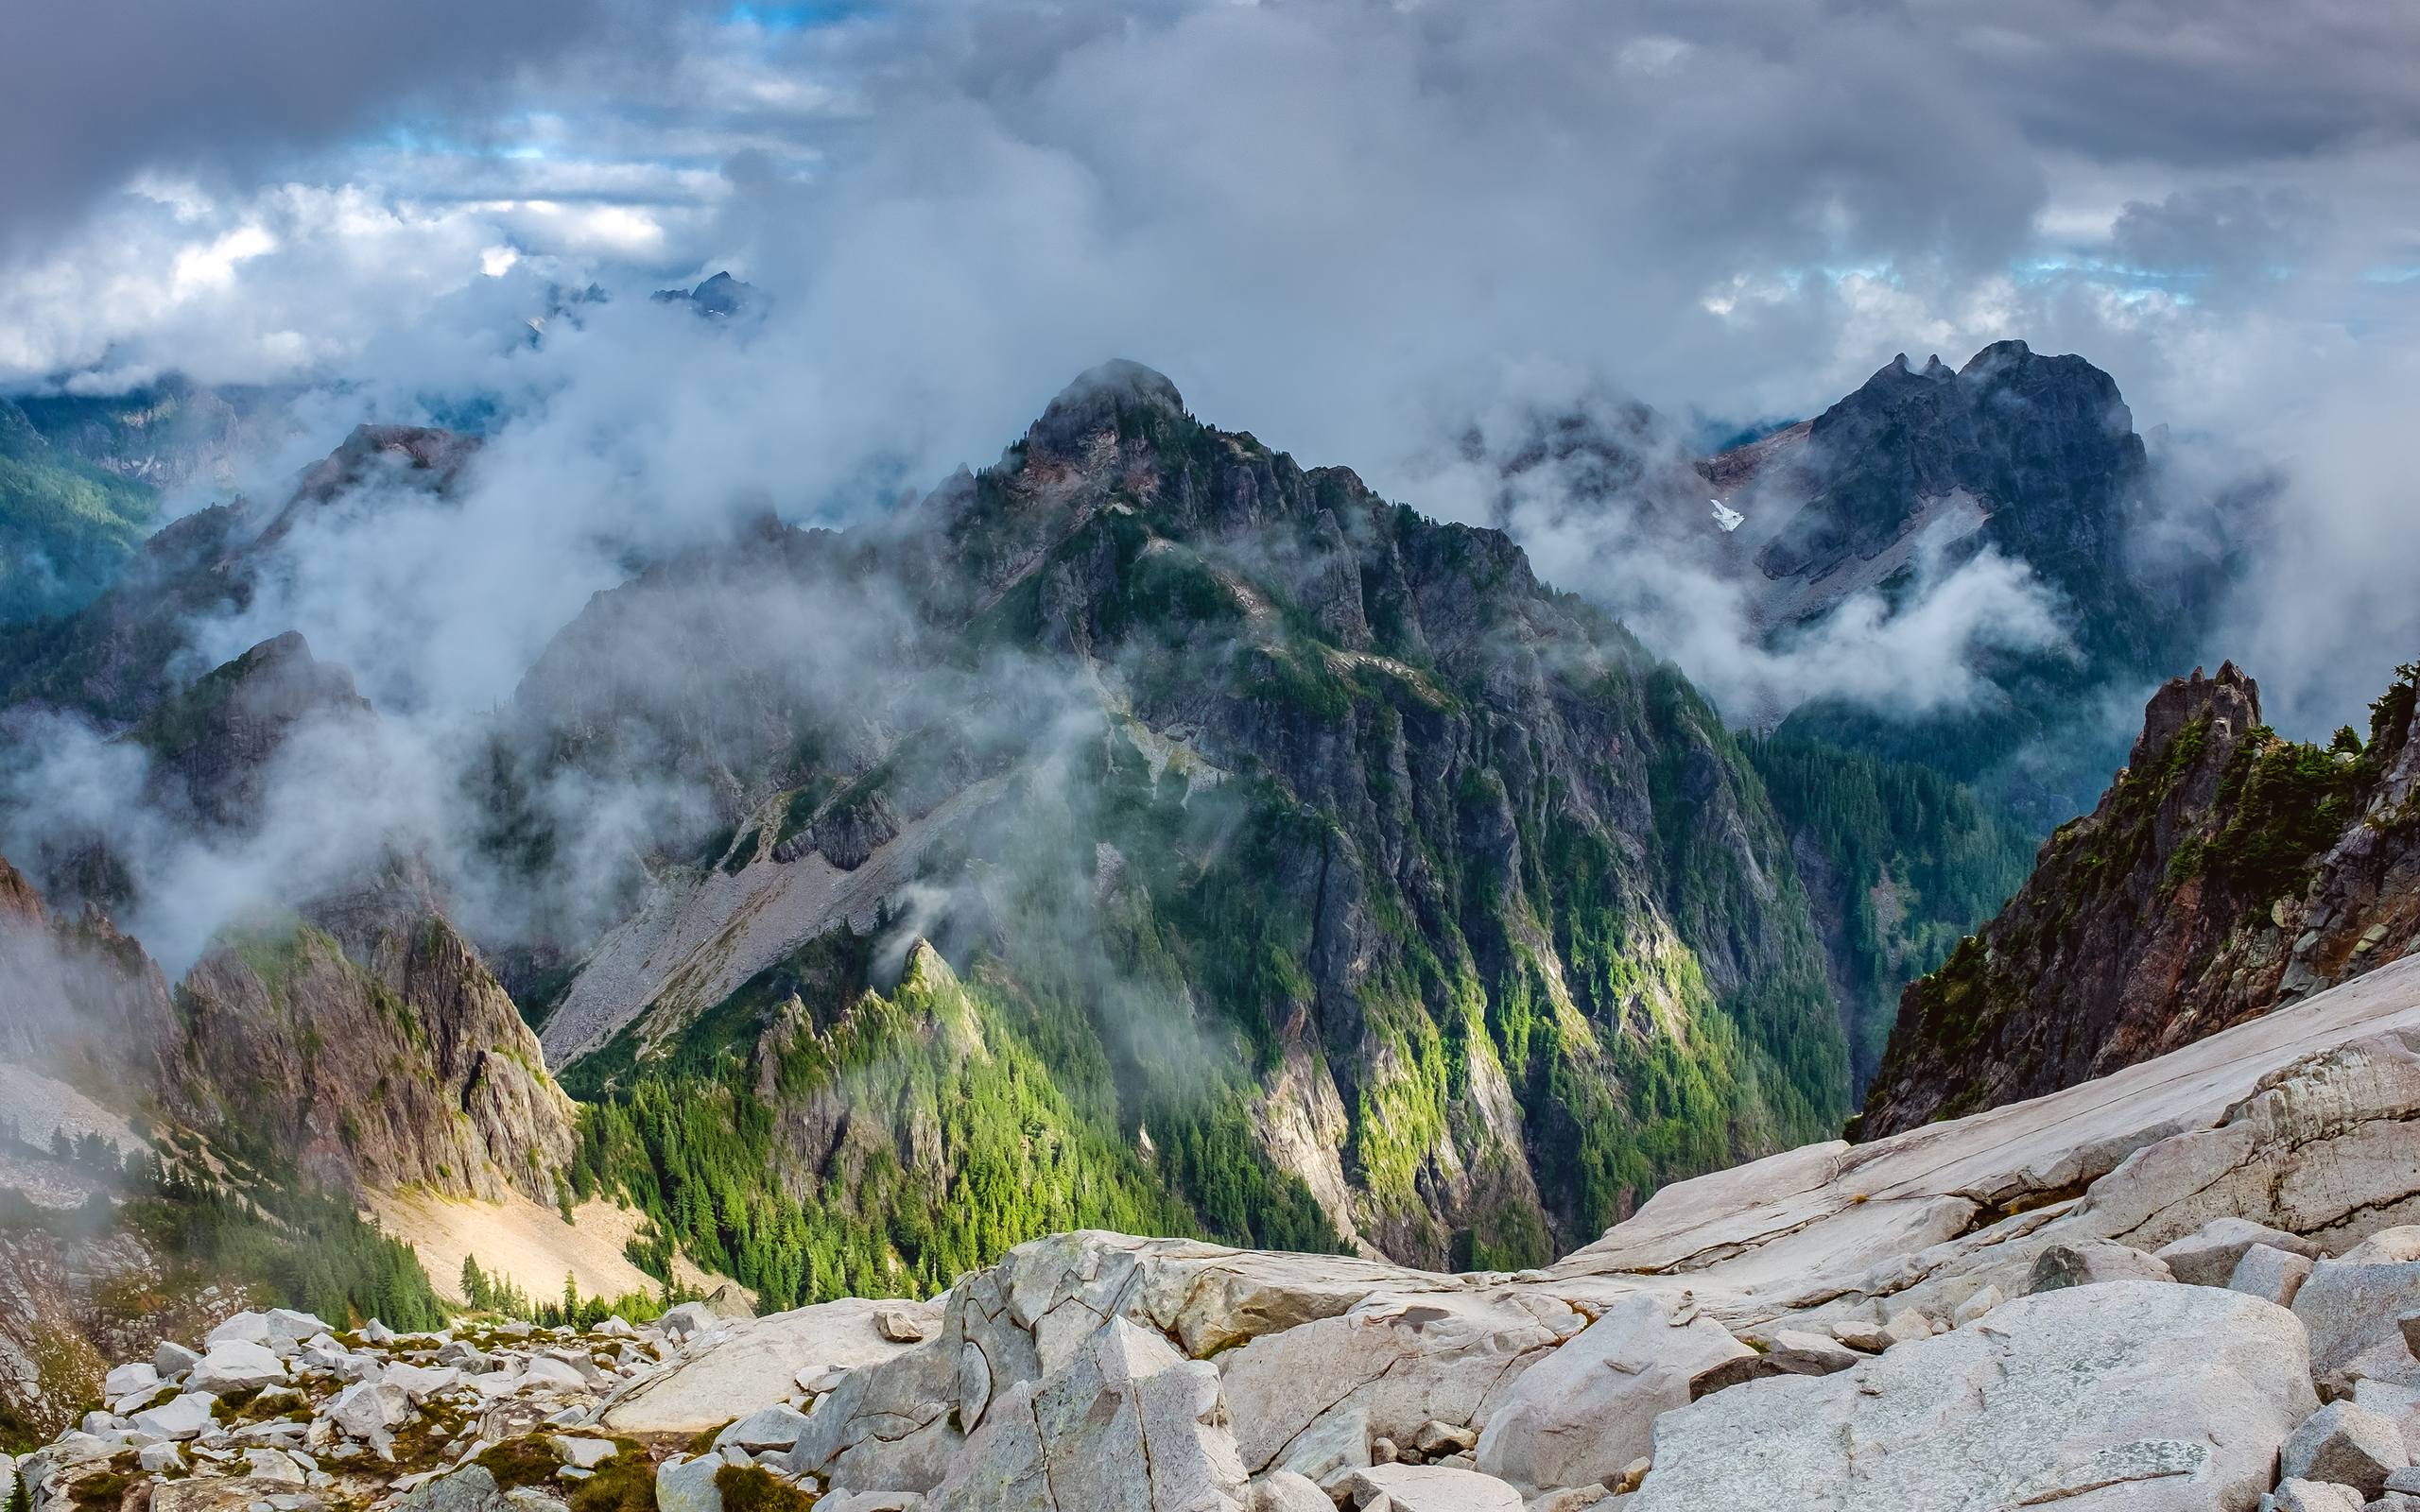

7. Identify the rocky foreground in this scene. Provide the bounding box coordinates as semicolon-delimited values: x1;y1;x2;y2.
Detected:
15;952;2420;1512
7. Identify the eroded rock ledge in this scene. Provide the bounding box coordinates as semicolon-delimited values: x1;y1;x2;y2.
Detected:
18;955;2420;1512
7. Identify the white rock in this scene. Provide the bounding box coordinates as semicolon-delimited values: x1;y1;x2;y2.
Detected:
2265;1479;2365;1512
2345;1228;2420;1264
2280;1400;2409;1499
192;1341;289;1394
2156;1217;2324;1288
716;1406;812;1452
130;1392;218;1440
1344;1465;1523;1511
2361;1381;2420;1446
362;1321;396;1346
1249;1469;1331;1512
874;1307;936;1344
264;1311;332;1345
138;1443;186;1473
816;1495;925;1512
1950;1285;2003;1328
156;1341;203;1379
1628;1281;2315;1512
923;1318;1249;1512
208;1313;275;1349
327;1382;412;1438
658;1303;721;1339
2294;1261;2420;1397
2027;1239;2177;1293
551;1439;617;1470
656;1455;724;1512
383;1365;462;1402
1879;1309;1932;1346
244;1448;307;1486
606;1298;930;1435
519;1357;592;1393
1474;1294;1749;1493
106;1363;163;1398
2231;1244;2318;1308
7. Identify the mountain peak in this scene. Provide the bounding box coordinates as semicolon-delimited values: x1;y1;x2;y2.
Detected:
1041;358;1184;423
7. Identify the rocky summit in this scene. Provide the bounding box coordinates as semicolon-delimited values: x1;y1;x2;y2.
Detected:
14;942;2420;1512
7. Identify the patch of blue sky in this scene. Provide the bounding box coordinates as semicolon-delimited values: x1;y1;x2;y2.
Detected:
724;1;878;31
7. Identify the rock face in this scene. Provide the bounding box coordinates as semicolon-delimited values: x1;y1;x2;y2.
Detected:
1864;659;2420;1136
1629;1282;2314;1512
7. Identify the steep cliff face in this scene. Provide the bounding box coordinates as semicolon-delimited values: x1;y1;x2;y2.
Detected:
1862;659;2420;1136
527;362;1850;1272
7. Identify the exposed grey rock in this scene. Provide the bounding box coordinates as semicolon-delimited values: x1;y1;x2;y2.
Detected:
2264;1480;2364;1512
138;1442;185;1472
1473;1294;1748;1494
155;1340;203;1378
130;1391;217;1440
192;1340;289;1394
326;1381;411;1438
1628;1282;2314;1512
208;1313;275;1349
104;1362;161;1398
2344;1229;2420;1264
716;1405;811;1452
400;1466;512;1512
2282;1401;2410;1499
1949;1285;2002;1327
1248;1470;1331;1512
2233;1244;2320;1308
2295;1263;2420;1398
605;1298;929;1435
1342;1464;1524;1511
2028;1239;2177;1293
655;1456;725;1512
876;1308;935;1344
2157;1217;2323;1288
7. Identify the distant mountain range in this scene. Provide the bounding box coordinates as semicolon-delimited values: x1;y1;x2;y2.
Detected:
1;341;2323;1443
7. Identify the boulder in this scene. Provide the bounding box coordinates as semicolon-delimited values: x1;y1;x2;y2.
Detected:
2233;1245;2319;1308
716;1406;812;1452
265;1309;334;1345
383;1365;462;1402
191;1340;289;1394
2156;1217;2323;1288
155;1341;203;1379
875;1307;937;1344
207;1313;275;1349
1249;1470;1331;1512
245;1447;308;1485
400;1465;512;1512
2027;1240;2177;1293
2280;1400;2409;1498
1949;1285;2003;1328
2264;1481;2364;1512
1342;1464;1523;1511
105;1362;162;1398
520;1357;593;1392
2364;1382;2420;1445
138;1442;185;1473
1627;1282;2316;1512
552;1439;618;1470
2345;1229;2420;1264
2293;1262;2420;1397
655;1456;724;1512
1221;1288;1576;1481
658;1303;722;1339
606;1298;931;1435
1473;1294;1750;1493
922;1318;1249;1512
130;1390;216;1439
328;1381;413;1438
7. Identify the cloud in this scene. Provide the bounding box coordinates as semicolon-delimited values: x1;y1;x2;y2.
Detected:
0;0;2416;991
0;0;708;247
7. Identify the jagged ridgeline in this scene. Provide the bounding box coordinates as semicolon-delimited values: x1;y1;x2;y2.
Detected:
497;361;1878;1289
1863;657;2420;1136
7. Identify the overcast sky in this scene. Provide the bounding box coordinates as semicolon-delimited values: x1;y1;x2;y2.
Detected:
2;0;2415;733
